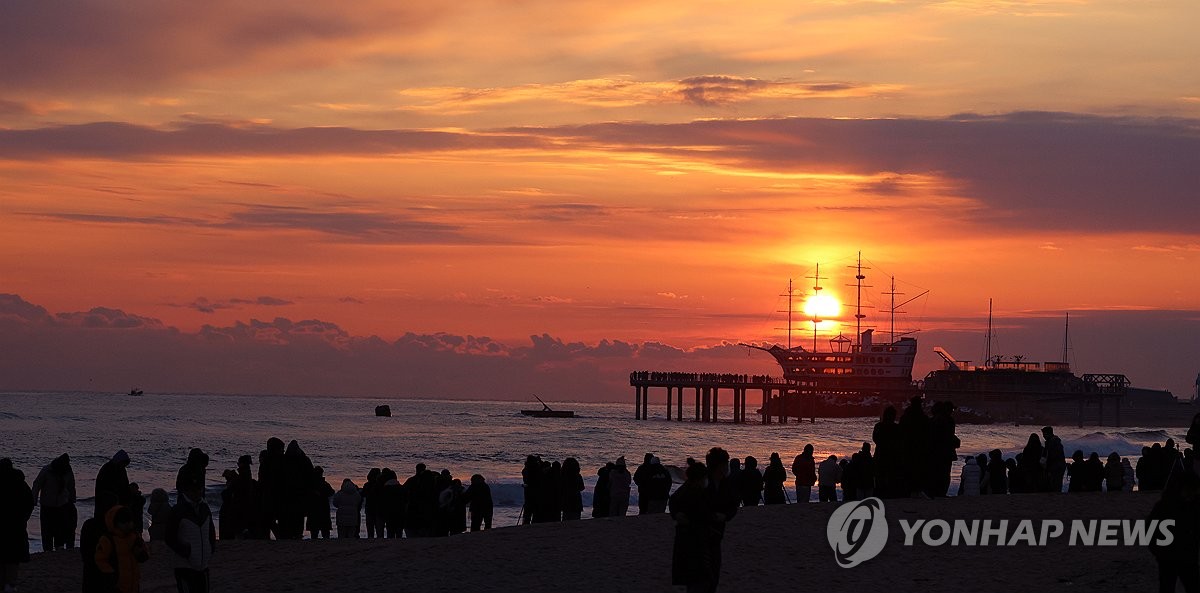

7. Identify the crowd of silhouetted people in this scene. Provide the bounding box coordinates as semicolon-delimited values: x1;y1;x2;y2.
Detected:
6;408;1200;593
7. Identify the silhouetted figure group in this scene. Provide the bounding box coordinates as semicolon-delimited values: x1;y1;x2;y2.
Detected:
521;455;585;523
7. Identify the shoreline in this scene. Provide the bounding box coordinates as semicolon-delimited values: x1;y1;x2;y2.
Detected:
18;491;1163;592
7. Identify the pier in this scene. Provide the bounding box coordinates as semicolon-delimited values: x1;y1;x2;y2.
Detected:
628;371;802;424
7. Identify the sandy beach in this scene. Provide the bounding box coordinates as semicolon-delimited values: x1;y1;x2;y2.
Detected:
17;491;1165;593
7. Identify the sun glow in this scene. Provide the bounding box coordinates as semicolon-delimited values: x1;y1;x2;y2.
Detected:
803;294;841;320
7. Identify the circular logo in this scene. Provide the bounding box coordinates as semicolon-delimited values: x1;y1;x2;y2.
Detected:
826;497;889;568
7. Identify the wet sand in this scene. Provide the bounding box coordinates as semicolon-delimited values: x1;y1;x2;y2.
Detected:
19;491;1161;592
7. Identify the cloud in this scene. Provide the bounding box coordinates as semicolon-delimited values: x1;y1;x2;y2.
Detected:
395;75;901;113
177;296;295;313
2;294;1197;400
0;2;447;92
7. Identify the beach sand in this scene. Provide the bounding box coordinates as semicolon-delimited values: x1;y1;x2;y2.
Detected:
19;491;1162;592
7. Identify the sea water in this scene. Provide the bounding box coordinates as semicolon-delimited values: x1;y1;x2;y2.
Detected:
0;391;1183;552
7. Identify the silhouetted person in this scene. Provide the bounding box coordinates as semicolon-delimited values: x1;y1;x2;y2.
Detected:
634;453;658;514
1149;473;1200;593
791;444;817;503
983;449;1007;494
592;463;613;518
1042;426;1066;492
739;456;763;507
225;455;258;539
443;478;467;535
380;468;406;538
872;407;902;498
81;491;119;593
818;455;841;502
466;474;493;531
333;479;362;539
147;488;170;542
219;470;239;540
1085;453;1105;492
559;458;585;520
176;447;210;497
959;457;981;496
532;462;560;523
670;462;712;593
1123;458;1136;491
277;440;314;539
1068;450;1087;493
0;459;34;593
927;401;960;497
521;455;541;526
609;457;632;517
167;473;215;593
899;396;931;497
31;453;77;551
849;443;875;499
763;453;787;505
258;437;286;538
1006;458;1025;493
362;468;384;539
307;466;335;539
1019;433;1044;493
1105;453;1126;492
96;450;133;510
95;505;149;593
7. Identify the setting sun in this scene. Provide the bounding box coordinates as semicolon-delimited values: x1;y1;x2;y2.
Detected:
803;294;841;320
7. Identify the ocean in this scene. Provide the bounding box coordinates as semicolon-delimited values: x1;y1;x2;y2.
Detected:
0;391;1183;553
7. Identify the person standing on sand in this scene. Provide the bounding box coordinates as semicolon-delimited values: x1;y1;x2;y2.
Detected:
592;463;612;518
0;459;35;593
97;450;134;510
81;492;119;593
362;468;383;538
175;448;209;497
31;453;77;552
872;407;901;498
670;461;712;593
791;444;817;503
1042;426;1066;492
1148;473;1200;593
959;457;981;496
465;474;494;531
817;455;841;502
167;474;215;593
738;456;763;507
762;454;787;505
559;458;585;520
307;466;335;539
609;457;632;517
928;402;960;497
147;489;170;542
95;506;149;593
333;479;362;539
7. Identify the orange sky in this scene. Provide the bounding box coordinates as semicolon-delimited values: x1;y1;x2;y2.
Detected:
2;1;1198;399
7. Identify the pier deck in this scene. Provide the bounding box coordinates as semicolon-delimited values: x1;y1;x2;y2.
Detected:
628;371;800;424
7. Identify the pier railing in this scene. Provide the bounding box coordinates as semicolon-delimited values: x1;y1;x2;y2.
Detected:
628;371;793;424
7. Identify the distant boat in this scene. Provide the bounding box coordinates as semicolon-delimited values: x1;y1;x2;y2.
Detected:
521;395;575;418
128;388;144;396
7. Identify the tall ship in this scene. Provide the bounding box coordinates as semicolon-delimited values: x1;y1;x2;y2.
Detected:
747;254;924;419
923;307;1200;427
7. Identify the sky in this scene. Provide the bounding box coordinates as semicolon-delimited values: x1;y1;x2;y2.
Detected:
2;0;1198;402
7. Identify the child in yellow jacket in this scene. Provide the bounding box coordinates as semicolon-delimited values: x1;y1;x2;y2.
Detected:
96;505;149;593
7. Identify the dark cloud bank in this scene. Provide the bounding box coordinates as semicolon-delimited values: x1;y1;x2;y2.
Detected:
2;294;1197;401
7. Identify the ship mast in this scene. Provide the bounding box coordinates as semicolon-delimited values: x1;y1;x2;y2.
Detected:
807;263;826;352
1061;312;1070;365
851;252;869;347
984;298;994;368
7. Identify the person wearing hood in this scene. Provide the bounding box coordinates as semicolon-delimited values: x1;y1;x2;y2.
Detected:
959;456;981;496
307;466;335;540
380;468;406;539
592;463;612;519
278;440;314;539
763;453;788;505
362;468;383;539
95;505;149;593
1122;458;1136;492
1105;453;1125;493
559;458;585;520
817;455;842;502
147;489;171;543
332;479;362;539
167;474;215;593
32;453;77;552
608;457;632;517
792;444;817;503
0;459;34;593
1149;472;1200;593
175;448;209;497
97;450;133;509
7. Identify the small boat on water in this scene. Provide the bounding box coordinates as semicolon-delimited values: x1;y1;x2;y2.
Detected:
521;395;575;418
128;388;144;396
